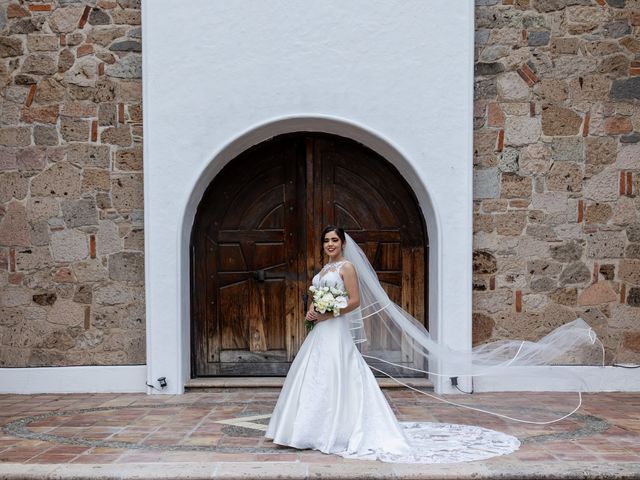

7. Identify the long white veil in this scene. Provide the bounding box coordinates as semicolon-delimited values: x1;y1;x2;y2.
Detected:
341;233;605;424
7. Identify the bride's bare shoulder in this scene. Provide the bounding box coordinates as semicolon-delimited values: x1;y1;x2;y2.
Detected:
339;260;356;274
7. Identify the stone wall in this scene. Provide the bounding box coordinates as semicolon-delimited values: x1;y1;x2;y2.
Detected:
0;0;144;366
0;0;638;368
472;0;640;363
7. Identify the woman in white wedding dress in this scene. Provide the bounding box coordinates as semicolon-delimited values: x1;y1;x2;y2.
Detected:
265;226;524;463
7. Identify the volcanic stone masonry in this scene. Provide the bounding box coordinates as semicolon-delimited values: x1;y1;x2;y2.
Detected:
0;0;638;368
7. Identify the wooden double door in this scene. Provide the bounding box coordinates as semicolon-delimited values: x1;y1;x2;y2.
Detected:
191;133;427;377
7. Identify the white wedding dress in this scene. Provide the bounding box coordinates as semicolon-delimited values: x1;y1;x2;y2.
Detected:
265;261;520;463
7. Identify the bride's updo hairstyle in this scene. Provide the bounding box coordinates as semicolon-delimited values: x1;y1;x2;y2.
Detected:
320;225;346;260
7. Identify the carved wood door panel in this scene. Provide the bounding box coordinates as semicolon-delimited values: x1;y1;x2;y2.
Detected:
191;133;427;377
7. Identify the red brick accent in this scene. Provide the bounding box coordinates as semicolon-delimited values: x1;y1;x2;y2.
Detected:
503;0;514;4
510;199;530;209
517;64;539;86
632;11;640;26
620;283;626;304
8;273;24;285
620;171;627;195
91;120;98;142
627;172;633;196
592;262;599;283
487;103;505;127
89;234;96;258
9;249;16;273
595;0;605;4
29;4;52;11
515;290;522;313
490;276;496;291
60;33;66;47
529;102;535;117
497;129;505;152
84;306;91;330
631;68;640;76
77;44;94;57
78;5;91;29
582;111;590;137
118;103;125;124
578;199;584;223
98;62;105;76
25;85;36;107
7;4;30;17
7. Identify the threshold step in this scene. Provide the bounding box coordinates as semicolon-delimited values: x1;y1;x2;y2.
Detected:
185;377;433;390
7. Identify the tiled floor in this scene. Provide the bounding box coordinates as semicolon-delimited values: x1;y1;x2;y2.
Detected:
0;389;639;478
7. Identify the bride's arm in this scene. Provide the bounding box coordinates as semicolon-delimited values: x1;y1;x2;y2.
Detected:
337;262;360;315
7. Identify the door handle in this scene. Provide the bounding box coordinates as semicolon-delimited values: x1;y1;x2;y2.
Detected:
255;269;266;282
254;269;285;282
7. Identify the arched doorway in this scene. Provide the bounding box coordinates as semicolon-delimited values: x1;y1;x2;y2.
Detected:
191;133;428;377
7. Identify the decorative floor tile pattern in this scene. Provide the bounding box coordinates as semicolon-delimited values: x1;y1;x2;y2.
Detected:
0;390;639;468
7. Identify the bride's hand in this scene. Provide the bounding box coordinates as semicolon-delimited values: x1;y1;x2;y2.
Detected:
306;309;318;322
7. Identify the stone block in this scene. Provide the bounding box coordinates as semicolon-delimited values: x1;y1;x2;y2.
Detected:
473;250;497;274
0;172;29;203
610;77;640;100
114;146;142;171
31;162;82;198
16;246;53;271
505;116;541;146
46;298;84;326
621;133;640;144
0;286;32;307
95;282;131;305
67;144;110;168
29;219;50;246
541;106;582;136
33;125;59;146
22;54;57;75
501;173;532;198
627;223;640;242
61;197;98;228
0;202;30;247
604;116;632;135
612;197;638;226
578;282;617;306
0;127;31;147
586;230;626;258
532;0;591;13
124;228;143;251
98;103;117;126
109;40;141;52
498;148;519;172
549;37;580;54
88;26;128;47
61;102;98;118
628;288;640;307
530;276;557;292
472;312;495;345
551;137;583;162
603;20;631;39
475;78;497;99
473;168;500;199
550;241;583;262
16;148;46;170
60;117;90;142
549;287;577;306
0;37;24;58
497;71;530;101
531;191;570;213
619;260;640;285
100;125;132;146
495;211;527;235
584;166;619;202
51;229;89;262
108;251;144;282
34;78;66;104
106;54;141;79
559;261;590;285
526;224;558;240
585;203;612;224
547;162;582;193
82;168;110;192
89;8;112;26
528;30;550;46
568;75;610;103
64;57;100;88
585;137;617;166
26;34;58;52
617;143;640;170
49;6;85;33
57;48;75;73
111;173;143;210
473;289;513;313
73;258;108;282
527;259;562;276
565;6;605;34
520;143;551;175
626;244;640;259
73;284;92;304
97;220;122;256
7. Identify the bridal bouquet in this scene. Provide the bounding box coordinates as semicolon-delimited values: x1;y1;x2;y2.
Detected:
305;284;349;331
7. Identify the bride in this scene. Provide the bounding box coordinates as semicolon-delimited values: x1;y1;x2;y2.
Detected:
265;226;601;463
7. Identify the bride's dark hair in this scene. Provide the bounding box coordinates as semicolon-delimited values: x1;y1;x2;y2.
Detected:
320;225;346;260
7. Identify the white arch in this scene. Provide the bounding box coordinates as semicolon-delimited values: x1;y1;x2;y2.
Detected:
164;116;447;392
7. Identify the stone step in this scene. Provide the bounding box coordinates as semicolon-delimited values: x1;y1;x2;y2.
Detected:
185;376;433;390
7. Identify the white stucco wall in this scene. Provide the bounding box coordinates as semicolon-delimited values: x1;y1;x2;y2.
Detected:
143;0;475;394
